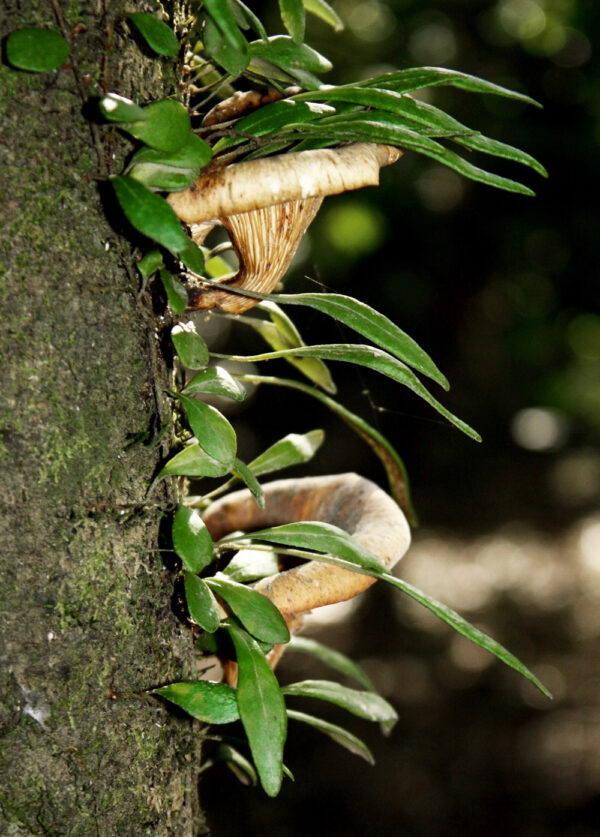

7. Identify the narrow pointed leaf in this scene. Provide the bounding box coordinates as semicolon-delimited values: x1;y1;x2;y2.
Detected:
232;458;265;509
248;429;325;477
127;13;179;56
208;576;290;645
153;680;239;723
171;323;209;369
100;93;147;122
203;0;249;52
213;743;257;785
173;393;237;466
159;440;231;478
203;16;249;76
111;176;190;253
303;0;343;30
286;636;375;690
172;505;214;572
287;710;374;763
160;270;188;313
223;549;280;583
184;572;221;632
279;0;305;43
453;133;548;177
226;620;287;797
6;28;69;72
249;35;332;75
124;100;191;152
184;367;247;401
225;343;480;440
275;293;448;388
282;680;398;724
231;0;268;40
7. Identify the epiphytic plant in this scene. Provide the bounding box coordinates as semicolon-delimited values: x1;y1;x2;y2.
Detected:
7;1;550;798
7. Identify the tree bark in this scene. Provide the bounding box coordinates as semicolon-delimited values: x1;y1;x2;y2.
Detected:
0;2;205;833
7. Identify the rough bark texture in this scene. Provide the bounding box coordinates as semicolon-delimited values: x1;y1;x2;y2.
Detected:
0;2;205;833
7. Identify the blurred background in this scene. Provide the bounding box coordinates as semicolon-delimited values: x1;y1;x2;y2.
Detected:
198;1;600;834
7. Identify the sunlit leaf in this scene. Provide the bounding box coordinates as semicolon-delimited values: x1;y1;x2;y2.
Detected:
125;100;191;153
160;269;188;313
6;28;69;72
226;620;287;797
287;709;374;763
208;576;290;645
171;322;209;369
127;12;179;56
279;0;305;43
184;572;221;631
249;35;331;75
248;429;325;477
158;440;231;478
153;680;239;723
172;505;214;573
223;549;280;583
99;93;147;123
184;366;247;401
282;680;398;724
173;393;237;466
286;636;374;690
232;458;265;509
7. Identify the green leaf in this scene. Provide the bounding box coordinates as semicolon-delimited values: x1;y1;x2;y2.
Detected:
6;28;69;72
203;15;249;77
111;176;190;253
129;133;212;169
171;322;209;369
232;458;265;509
158;440;231;478
282;680;398;724
275;293;448;389
178;240;206;274
279;0;305;43
153;680;239;723
129;163;200;192
303;0;343;30
249;35;331;75
172;393;237;466
208;576;290;645
203;0;249;52
127;13;179;57
125;100;191;153
226;620;287;797
160;270;188;313
172;505;214;573
248;429;325;477
225;343;480;440
287;709;374;763
223;549;280;583
184;572;221;631
453;132;548;178
213;743;258;785
231;1;268;40
99;93;148;123
137;249;164;280
184;367;247;401
286;636;374;690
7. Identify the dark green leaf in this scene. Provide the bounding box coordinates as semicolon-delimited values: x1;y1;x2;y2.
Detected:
208;576;290;645
125;100;191;153
282;679;398;724
303;0;343;30
223;549;280;583
203;15;249;77
111;176;190;253
287;709;374;763
129;133;212;169
276;293;448;389
171;322;210;369
231;1;268;40
127;13;179;56
153;680;238;723
158;440;231;478
173;393;237;466
249;35;331;75
248;429;325;477
226;620;287;797
226;343;480;440
129;163;200;191
232;458;265;509
453;132;548;178
99;93;147;123
203;0;249;51
286;636;374;690
178;240;206;274
160;270;188;313
6;28;69;72
279;0;305;43
137;249;164;280
184;367;247;401
184;572;221;631
172;505;214;573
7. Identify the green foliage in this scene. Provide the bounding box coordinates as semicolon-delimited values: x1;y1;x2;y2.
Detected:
6;28;69;72
127;13;180;57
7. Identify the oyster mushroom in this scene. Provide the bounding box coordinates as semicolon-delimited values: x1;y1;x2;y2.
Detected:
167;143;401;313
202;472;410;676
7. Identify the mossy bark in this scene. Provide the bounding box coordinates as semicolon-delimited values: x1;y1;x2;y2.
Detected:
0;2;205;834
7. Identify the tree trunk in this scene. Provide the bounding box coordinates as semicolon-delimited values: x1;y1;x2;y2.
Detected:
0;2;205;833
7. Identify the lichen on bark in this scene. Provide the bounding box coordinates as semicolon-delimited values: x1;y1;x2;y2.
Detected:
0;2;205;834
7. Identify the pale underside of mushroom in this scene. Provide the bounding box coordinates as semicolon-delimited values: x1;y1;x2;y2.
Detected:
202;473;410;678
168;143;402;314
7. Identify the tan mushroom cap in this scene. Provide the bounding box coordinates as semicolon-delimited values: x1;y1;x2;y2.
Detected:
202;472;411;618
167;143;401;314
